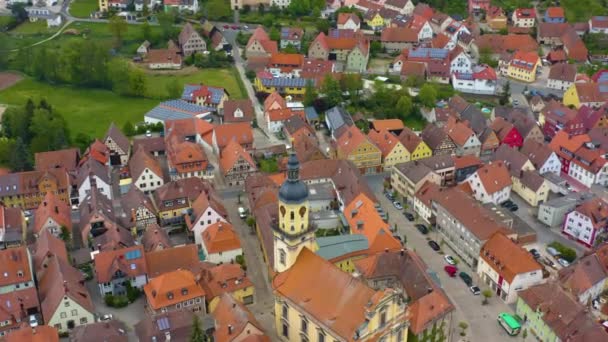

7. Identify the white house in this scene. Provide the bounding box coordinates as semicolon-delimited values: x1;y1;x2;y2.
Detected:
466;161;512;204
520;139;562;175
563;197;608;247
547;63;577;91
163;0;199;12
384;0;415;15
186;192;228;247
413;181;439;224
512;8;536;28
129;147;164;194
452;65;497;96
449;50;473;75
567;146;608;188
409;16;434;41
337;13;361;31
77;159;112;204
266;108;300;133
25;7;62;28
200;222;243;264
558;247;608;305
478;232;545;303
589;16;608;34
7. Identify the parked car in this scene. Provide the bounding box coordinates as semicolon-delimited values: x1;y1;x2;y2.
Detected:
404;212;415;221
428;240;440;251
444;255;456;265
444;265;458;277
509;204;519;212
546;246;560;257
100;314;113;322
223;25;229;29
385;191;394;200
557;258;570;268
415;224;429;235
469;286;481;295
231;25;239;29
501;200;514;208
29;315;38;327
459;272;473;286
529;249;541;260
393;201;403;210
145;130;152;137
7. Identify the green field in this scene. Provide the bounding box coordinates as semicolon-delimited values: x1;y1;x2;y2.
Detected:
69;0;98;18
144;68;248;99
0;21;60;50
0;78;157;139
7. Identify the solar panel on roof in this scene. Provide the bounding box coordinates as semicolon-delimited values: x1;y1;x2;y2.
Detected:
125;249;141;260
157;317;170;331
600;85;608;93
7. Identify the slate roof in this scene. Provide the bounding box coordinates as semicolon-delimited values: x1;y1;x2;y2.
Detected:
315;234;369;260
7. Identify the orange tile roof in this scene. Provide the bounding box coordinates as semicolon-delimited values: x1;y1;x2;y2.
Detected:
4;325;59;342
31;229;69;275
165;117;214;139
367;129;400;157
546;6;565;18
510;50;539;71
199;263;253;300
187;191;228;230
212;293;269;342
166;136;208;173
445;117;475;146
474;161;512;194
129;146;163;181
93;245;147;283
33;192;72;236
345;193;401;252
273;248;399;340
266;108;297;122
144;269;205;310
35;148;80;172
336;125;374;156
549;131;591;160
219;140;256;175
268;172;286;186
480;232;542;283
268;53;305;66
0;247;32;287
371;119;405;132
214;123;254;150
145;244;211;279
575;197;608;229
202;222;241;254
263;91;286;111
337;12;360;25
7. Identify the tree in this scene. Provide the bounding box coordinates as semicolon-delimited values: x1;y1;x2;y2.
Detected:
59;226;71;244
141;21;152;41
458;321;468;337
157;10;176;40
522;328;528;341
142;3;150;17
10;3;28;23
269;27;280;42
9;137;31;171
418;83;438;108
205;0;232;21
122;121;136;137
341;74;363;104
303;80;317;106
394;95;413;119
29;107;69;154
500;80;511;105
370;40;382;57
320;74;342;107
481;289;493;305
190;315;206;342
109;15;128;48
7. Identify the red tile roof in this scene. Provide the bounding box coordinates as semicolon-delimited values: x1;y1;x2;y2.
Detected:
219;139;256;175
481;232;542;283
93;245;147;283
546;6;565;18
214;123;254;150
144;269;205;310
202;222;241;254
4;325;58;342
33;192;72;236
212;294;269;342
199;263;252;301
474;161;513;194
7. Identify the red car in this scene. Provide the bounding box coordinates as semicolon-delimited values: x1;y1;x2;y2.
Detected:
223;25;229;29
231;25;239;30
444;265;458;277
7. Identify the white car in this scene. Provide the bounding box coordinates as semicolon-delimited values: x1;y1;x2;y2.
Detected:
469;286;481;295
557;258;570;268
444;255;456;265
100;313;113;322
29;315;38;327
392;201;403;210
145;130;152;137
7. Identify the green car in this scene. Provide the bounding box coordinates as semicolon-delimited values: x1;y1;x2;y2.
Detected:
459;272;473;286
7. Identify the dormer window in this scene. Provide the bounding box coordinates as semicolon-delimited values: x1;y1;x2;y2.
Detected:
167;292;174;300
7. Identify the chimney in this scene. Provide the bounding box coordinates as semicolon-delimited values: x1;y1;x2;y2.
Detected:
400;249;405;256
165;331;171;341
43;201;47;207
228;325;234;335
385;248;389;253
105;322;110;328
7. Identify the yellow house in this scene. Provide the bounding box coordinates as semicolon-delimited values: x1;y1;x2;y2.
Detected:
254;72;307;97
99;0;107;12
563;82;608;109
153;178;209;226
368;129;411;170
0;169;71;210
203;264;255;313
398;127;432;160
335;126;382;174
365;11;389;31
512;170;550;207
273;248;409;342
507;51;540;83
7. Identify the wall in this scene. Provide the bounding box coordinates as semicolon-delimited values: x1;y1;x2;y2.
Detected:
515;297;558;342
47;297;95;333
134;169;164;194
192;208;228;246
78;176;112;204
205;247;243;264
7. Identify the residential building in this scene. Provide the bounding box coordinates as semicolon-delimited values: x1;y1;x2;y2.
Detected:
563;197;608;247
547;63;576;90
520;139;562;175
307;30;370;73
478;232;544;303
103;123;130;166
143;100;213;125
182;84;228;111
4;326;58;341
563;82;608;109
178;23;206;56
273;248;408;341
392;160;442;204
246;27;278;58
452;65;498;95
135;311;210;341
280;27;303;50
544;6;565;23
516;282;608;342
454;155;483;183
222;99;254;124
512;170;550;207
185;190;228;247
76;159;111;204
38;255;95;333
420;124;456;156
568;142;608;188
94;246;147;296
418;155;456;186
385;0;414;15
492;144;535;175
433;186;515;267
213;293;269;341
368;129;410;170
398;127;433;160
145;244;208;279
33;192;71;239
354;249;454;341
506;51;541;82
444;117;481;156
219;140;257;186
491;117;524;148
380;27;418;53
265;107;302;133
538;192;595;227
475;34;538;56
542;100;580;138
120;187;157;231
334;125;382;174
589;16;608;34
549;131;591;173
69;320;128;342
141;224;172;252
200;263;254;311
486;6;507;30
35;148;80;173
413;181;440;224
558;244;608;305
129;146;164;194
212;122;254;154
153;177;215;226
0;168;71;210
144;269;205;314
25;6;61;27
512;8;536;27
325;106;353;139
0;247;38;336
337;12;361;31
165;132;212;180
466;161;512;204
468;0;490;14
200;221;243;264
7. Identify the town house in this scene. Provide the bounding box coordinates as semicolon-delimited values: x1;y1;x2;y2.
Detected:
94;245;148;297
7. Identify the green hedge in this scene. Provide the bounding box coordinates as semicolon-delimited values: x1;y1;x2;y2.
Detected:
548;241;577;262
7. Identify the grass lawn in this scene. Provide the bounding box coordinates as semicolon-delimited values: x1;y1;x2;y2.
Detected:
0;78;157;139
144;68;247;99
0;21;59;50
69;0;98;18
11;21;58;34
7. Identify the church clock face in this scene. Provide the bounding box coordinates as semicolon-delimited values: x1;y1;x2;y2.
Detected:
299;206;307;217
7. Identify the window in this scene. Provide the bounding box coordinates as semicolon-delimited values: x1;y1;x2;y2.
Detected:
301;318;308;333
60;312;67;319
279;249;286;265
54;323;62;330
71;309;78;316
379;309;387;327
318;331;326;342
282;324;289;338
80;317;87;324
282;304;289;319
64;301;70;307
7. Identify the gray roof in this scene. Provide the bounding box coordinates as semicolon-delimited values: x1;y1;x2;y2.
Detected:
307;182;336;201
492;144;531;177
517;170;546;191
326;106;353;131
76;158;110;188
316;234;369;260
145;100;214;122
460;105;487;135
542;192;595;209
395;161;434;184
419;154;455;171
304;106;319;121
420;124;449;149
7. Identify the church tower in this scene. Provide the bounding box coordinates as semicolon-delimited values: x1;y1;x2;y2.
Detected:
273;152;315;273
